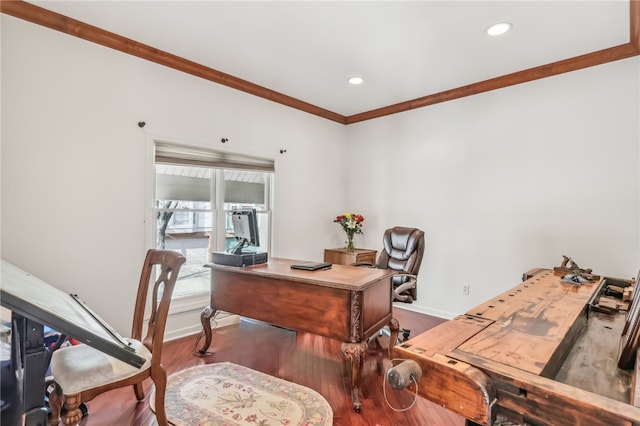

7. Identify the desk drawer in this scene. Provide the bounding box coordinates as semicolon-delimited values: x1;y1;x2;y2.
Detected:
324;248;377;265
356;252;376;265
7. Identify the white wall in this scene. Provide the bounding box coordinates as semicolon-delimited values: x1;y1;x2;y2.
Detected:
1;16;347;335
2;15;639;336
347;57;640;318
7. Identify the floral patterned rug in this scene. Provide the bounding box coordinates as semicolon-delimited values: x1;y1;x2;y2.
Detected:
151;362;333;426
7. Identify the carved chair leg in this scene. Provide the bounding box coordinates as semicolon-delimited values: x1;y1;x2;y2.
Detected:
151;367;168;426
61;393;84;425
47;380;63;426
133;382;145;401
154;388;168;426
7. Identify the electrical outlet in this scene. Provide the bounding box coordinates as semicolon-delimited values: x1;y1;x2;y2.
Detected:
462;284;470;296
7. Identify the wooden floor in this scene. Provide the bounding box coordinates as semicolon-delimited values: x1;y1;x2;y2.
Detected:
78;307;465;425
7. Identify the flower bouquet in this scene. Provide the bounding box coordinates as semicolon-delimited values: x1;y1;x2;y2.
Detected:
334;213;364;251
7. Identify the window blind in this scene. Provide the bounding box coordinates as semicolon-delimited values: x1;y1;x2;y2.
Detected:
155;141;275;172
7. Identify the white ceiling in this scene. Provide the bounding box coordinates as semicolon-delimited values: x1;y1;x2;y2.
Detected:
30;1;630;116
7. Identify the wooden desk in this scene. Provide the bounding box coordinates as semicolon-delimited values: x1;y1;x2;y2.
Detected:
196;257;397;412
392;269;640;425
324;247;377;265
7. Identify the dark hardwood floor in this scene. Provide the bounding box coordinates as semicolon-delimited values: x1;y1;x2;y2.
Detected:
77;307;464;425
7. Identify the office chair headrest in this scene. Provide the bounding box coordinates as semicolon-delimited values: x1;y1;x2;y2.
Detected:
384;227;424;261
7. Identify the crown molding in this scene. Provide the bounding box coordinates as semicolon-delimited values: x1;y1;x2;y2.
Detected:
2;0;639;125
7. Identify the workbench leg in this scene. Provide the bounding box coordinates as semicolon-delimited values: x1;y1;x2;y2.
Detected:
341;342;368;413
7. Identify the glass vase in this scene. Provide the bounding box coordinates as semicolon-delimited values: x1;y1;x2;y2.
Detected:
346;234;355;251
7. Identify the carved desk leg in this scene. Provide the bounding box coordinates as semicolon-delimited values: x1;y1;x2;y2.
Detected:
341;341;368;413
387;317;400;358
194;305;216;356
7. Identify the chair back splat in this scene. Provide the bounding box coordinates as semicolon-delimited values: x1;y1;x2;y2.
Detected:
133;250;184;356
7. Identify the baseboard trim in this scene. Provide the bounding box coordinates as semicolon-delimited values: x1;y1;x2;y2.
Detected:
164;313;241;342
393;302;456;320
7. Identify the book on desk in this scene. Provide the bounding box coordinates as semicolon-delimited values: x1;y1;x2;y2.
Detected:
290;261;332;271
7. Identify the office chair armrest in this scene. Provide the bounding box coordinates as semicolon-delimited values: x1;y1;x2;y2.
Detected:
393;273;417;281
393;273;419;303
351;261;376;268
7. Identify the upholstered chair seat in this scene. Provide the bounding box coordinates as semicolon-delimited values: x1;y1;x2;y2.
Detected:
51;339;151;395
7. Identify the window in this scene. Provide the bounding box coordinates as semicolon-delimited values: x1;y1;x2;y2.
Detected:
153;142;274;298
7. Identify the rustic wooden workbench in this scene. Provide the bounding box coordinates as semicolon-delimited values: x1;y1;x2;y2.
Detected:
392;269;640;425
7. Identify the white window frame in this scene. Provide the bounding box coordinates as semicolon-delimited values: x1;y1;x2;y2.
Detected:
145;136;274;312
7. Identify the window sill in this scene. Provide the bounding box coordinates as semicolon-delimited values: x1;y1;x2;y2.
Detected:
168;291;210;315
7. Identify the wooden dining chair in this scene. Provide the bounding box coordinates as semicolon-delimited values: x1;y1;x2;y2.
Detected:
49;249;185;425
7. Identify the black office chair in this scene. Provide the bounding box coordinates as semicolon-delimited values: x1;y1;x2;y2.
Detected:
375;227;425;303
354;227;425;363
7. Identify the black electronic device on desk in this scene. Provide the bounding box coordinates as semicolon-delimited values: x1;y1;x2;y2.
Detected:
212;208;267;267
212;251;268;267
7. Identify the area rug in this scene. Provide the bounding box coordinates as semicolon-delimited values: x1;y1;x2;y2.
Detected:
152;362;333;426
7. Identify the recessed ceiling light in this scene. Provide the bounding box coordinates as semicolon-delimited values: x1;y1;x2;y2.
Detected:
487;22;512;36
348;76;364;85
